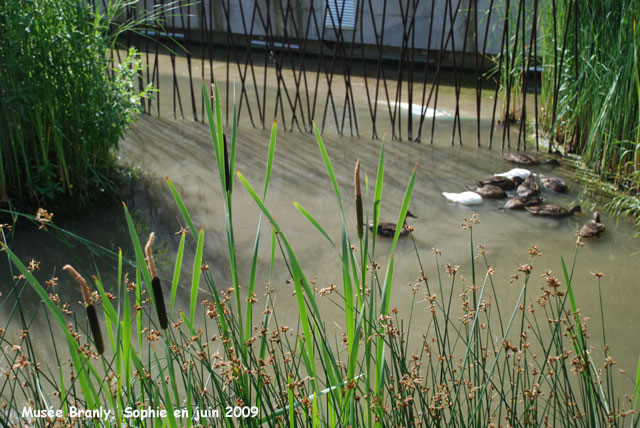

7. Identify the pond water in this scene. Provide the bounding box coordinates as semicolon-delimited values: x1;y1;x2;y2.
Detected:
118;114;640;375
2;53;639;397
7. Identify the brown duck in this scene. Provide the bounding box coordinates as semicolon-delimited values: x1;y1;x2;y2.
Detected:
526;205;581;218
465;184;507;199
504;196;544;210
473;175;523;190
369;210;417;238
502;153;560;166
540;174;568;193
579;211;605;238
517;175;540;198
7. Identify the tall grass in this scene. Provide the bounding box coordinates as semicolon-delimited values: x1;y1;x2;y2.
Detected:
540;0;640;224
1;82;639;427
0;0;151;209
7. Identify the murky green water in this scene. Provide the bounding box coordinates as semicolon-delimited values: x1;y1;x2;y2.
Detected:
2;53;639;389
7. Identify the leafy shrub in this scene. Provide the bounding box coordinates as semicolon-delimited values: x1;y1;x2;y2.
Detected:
0;0;149;208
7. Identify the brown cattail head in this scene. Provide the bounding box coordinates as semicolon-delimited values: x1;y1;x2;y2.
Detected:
63;264;91;305
145;233;158;279
63;265;103;354
355;160;363;240
144;232;169;330
223;134;230;192
354;159;361;199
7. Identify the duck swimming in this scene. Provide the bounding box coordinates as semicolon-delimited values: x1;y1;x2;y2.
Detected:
502;153;561;166
504;196;544;210
442;191;483;205
525;204;581;218
540;174;568;193
465;184;507;199
579;211;605;237
473;175;523;190
517;174;540;198
494;168;531;180
369;210;417;238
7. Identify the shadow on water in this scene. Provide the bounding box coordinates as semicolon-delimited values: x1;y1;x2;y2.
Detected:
2;69;639;396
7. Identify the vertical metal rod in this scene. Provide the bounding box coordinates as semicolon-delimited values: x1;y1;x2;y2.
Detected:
448;0;467;146
180;1;198;121
232;0;262;127
489;0;509;150
475;0;495;147
415;0;436;142
428;0;452;145
516;0;528;151
533;0;539;152
359;0;377;139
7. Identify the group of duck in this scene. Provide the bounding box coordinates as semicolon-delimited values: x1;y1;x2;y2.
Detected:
441;153;605;238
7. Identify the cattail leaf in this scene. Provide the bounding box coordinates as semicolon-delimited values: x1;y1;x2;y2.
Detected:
190;226;205;326
372;139;386;252
170;230;186;315
1;243;97;408
166;177;198;239
294;202;336;249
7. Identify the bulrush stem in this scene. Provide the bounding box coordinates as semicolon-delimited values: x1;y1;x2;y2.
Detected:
223;134;230;193
62;265;104;355
355;159;363;240
145;233;169;330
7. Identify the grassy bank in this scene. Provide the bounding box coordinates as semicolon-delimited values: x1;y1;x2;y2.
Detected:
539;0;640;225
0;0;150;211
1;83;639;427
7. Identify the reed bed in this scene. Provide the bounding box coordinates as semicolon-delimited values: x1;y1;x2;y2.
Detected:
0;0;152;209
539;0;640;224
1;82;639;427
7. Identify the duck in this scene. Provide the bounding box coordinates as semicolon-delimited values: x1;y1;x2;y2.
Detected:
494;168;531;181
502;153;561;166
465;184;507;199
539;174;568;193
473;175;523;190
442;191;483;205
517;174;540;198
579;211;605;238
504;196;544;210
525;204;581;218
369;210;417;238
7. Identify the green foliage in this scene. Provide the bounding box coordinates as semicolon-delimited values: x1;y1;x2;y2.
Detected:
0;0;150;208
1;84;638;427
540;0;640;222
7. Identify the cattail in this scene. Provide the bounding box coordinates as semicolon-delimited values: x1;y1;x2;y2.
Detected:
223;134;230;193
63;265;104;355
354;159;363;240
145;233;169;330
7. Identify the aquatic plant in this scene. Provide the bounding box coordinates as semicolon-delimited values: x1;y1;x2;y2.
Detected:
539;0;640;223
1;82;639;427
0;0;152;209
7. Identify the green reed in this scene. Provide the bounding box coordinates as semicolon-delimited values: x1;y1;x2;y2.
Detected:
1;81;639;427
539;0;640;223
0;0;151;209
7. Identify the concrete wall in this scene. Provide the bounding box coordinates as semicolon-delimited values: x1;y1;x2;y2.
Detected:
148;0;538;56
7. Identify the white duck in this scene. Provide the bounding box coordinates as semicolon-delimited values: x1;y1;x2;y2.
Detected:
494;168;531;181
442;191;483;205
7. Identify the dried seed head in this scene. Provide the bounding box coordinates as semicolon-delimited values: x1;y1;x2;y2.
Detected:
223;134;230;192
145;232;158;278
63;265;91;305
145;232;169;330
354;159;361;198
355;160;363;239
